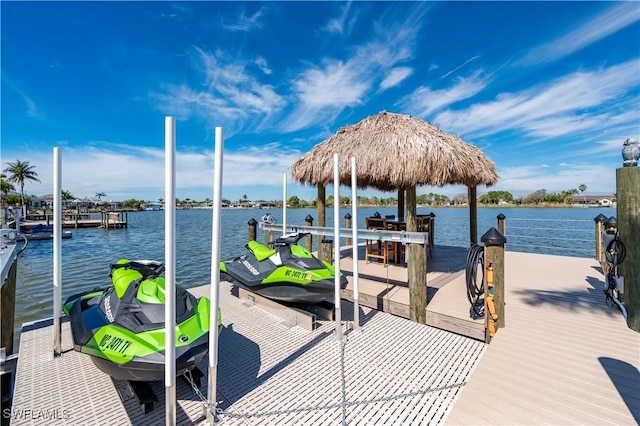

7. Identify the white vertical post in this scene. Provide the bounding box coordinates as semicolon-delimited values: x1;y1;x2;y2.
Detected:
207;127;224;424
53;147;62;356
351;156;360;332
282;173;287;236
164;117;177;426
333;153;342;341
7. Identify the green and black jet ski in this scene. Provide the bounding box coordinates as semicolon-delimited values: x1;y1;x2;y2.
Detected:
220;233;348;304
63;259;215;382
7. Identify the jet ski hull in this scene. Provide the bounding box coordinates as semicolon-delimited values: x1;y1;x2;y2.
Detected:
224;273;347;304
63;269;212;382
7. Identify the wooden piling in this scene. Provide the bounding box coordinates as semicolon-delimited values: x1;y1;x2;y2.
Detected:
344;213;352;247
317;185;330;262
469;186;478;245
1;258;17;355
305;215;313;252
264;229;274;248
593;213;607;267
406;186;426;324
248;218;257;241
481;227;506;343
497;213;506;236
617;166;639;332
429;212;436;250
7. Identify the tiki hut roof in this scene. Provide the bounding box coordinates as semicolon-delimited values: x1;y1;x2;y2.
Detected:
291;111;499;191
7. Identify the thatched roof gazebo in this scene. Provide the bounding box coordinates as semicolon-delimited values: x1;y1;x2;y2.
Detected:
290;110;499;323
292;110;498;192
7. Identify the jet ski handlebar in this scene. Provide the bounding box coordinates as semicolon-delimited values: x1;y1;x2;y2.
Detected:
274;232;308;246
109;259;165;278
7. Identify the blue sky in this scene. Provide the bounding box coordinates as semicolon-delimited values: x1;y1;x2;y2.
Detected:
2;1;639;203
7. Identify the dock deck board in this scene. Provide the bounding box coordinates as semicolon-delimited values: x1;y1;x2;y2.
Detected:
445;251;640;425
11;281;485;425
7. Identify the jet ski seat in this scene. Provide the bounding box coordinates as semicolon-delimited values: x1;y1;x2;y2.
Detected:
247;240;277;261
137;279;165;304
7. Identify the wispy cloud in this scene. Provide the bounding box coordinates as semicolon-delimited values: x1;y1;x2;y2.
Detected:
324;1;357;36
151;47;285;135
223;8;266;32
254;57;272;75
433;59;640;140
282;3;430;132
399;70;490;118
280;60;371;132
440;55;480;79
380;67;413;91
3;77;42;119
517;2;640;66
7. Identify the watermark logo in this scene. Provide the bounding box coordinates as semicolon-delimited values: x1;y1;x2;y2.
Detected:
3;408;71;420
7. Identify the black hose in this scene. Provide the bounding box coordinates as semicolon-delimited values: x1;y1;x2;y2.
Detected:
605;233;626;265
603;232;626;311
466;244;485;319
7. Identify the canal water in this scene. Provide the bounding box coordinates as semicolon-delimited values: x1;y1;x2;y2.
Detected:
11;206;613;350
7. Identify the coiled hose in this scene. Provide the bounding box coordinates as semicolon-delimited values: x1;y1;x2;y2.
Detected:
604;232;628;320
466;244;485;319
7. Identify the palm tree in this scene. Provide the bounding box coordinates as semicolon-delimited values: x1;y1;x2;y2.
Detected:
1;173;15;196
95;192;106;201
61;190;74;200
3;160;41;215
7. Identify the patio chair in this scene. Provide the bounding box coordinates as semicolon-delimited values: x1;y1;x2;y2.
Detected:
365;217;392;266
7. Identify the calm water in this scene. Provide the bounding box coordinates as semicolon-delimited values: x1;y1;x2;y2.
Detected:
11;206;613;349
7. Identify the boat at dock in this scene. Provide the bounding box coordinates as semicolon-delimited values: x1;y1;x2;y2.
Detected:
220;232;348;304
19;224;72;240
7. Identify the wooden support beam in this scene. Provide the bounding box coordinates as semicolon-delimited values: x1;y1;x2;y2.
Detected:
305;215;314;252
469;186;478;245
248;218;257;241
344;213;352;247
617;166;639;332
482;227;506;343
406;186;426;324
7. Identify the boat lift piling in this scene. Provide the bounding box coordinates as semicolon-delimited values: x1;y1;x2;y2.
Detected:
207;126;224;424
282;173;287;236
164;117;177;426
351;156;361;332
333;154;342;342
53;147;62;357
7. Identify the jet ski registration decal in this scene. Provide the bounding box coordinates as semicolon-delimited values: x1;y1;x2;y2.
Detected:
99;333;133;354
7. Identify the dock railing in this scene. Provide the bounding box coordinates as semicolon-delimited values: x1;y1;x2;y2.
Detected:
494;214;598;258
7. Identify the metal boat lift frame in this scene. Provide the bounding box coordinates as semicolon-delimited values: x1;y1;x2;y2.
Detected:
260;223;430;245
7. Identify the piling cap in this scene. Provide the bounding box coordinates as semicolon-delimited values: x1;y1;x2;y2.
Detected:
497;213;506;220
481;227;507;245
344;212;352;219
603;216;617;228
593;213;607;223
305;214;314;223
373;211;381;218
248;218;258;226
429;212;436;217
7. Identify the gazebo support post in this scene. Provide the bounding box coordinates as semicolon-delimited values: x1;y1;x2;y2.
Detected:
397;188;405;220
317;184;329;262
469;186;478;245
406;186;427;324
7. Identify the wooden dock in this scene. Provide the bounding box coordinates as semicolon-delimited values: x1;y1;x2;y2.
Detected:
339;244;485;340
446;251;640;425
21;212;128;230
7;248;639;424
